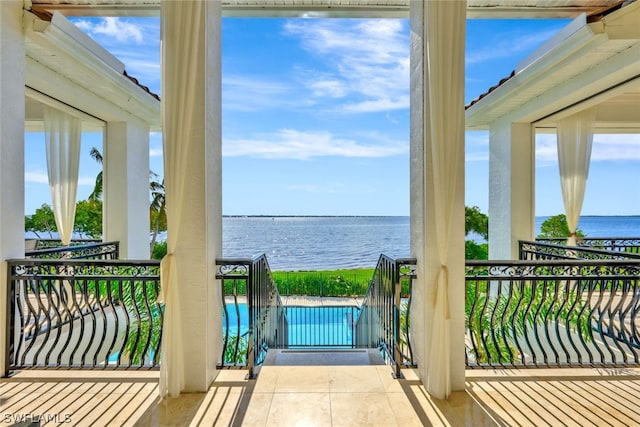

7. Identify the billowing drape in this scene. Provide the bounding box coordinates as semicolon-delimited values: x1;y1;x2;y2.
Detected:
423;0;466;399
557;108;596;246
159;0;204;398
43;105;81;246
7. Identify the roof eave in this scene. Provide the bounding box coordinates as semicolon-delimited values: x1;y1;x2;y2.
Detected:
465;16;601;128
24;11;160;128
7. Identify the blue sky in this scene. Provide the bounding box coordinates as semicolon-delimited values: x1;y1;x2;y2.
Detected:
24;16;640;216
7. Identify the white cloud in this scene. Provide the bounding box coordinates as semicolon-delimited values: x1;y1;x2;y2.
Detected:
223;75;300;111
78;177;96;186
536;135;558;163
74;17;144;44
466;152;490;162
592;134;640;160
284;19;409;113
466;29;558;66
223;129;407;160
70;17;161;92
537;133;640;163
465;132;640;164
25;171;95;186
25;171;48;184
309;79;347;98
465;131;489;162
116;56;160;83
343;96;409;113
385;114;399;125
150;147;163;157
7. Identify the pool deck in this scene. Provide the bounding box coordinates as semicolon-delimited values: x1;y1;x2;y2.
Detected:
224;296;363;307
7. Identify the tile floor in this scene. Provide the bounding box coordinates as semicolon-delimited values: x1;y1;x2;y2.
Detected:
1;367;639;426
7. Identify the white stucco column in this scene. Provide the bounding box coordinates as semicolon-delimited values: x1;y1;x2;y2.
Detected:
409;0;426;388
103;120;151;259
410;1;466;397
488;119;535;260
0;0;25;376
160;0;222;394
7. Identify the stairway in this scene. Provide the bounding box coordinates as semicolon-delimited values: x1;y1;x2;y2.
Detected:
263;348;385;366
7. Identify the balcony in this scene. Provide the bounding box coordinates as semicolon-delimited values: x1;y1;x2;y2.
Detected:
2;239;640;425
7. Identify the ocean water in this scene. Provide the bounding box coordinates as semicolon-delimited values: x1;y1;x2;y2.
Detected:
26;215;639;271
536;216;640;238
223;215;640;271
223;216;410;271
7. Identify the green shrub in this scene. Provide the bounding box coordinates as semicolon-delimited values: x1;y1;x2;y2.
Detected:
538;214;585;239
151;241;167;260
271;269;373;297
223;334;248;365
466;240;488;260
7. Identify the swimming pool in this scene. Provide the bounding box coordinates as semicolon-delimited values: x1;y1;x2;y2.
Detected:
223;303;360;348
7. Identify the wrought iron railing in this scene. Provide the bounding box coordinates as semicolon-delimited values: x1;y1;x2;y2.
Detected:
25;241;119;260
465;260;640;369
536;237;640;254
4;259;161;376
355;255;416;377
273;271;370;297
29;239;103;250
520;240;640;261
286;305;359;348
216;255;288;377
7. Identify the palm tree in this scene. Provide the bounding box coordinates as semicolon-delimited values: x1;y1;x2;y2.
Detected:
89;148;167;257
149;172;166;255
88;147;103;202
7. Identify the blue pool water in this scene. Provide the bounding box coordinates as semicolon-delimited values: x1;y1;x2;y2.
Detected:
223;303;250;335
286;306;359;347
223;303;360;347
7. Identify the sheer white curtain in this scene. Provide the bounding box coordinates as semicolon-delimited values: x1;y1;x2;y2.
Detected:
557;108;596;246
159;0;204;398
43;105;81;246
424;0;466;399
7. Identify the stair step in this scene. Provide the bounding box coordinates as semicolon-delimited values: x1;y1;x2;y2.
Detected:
263;349;385;366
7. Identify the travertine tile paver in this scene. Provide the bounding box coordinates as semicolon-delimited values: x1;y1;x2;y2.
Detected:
1;367;639;425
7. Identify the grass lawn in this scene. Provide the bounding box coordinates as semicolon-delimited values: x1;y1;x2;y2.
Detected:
271;268;375;297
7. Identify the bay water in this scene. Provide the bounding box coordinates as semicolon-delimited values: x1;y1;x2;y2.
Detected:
223;215;640;271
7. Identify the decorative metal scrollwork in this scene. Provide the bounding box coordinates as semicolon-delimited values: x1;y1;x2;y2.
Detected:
6;259;162;372
465;258;640;369
216;261;250;277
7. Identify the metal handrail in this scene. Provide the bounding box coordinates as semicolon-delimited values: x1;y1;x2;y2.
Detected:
355;255;416;378
520;240;640;261
216;255;288;377
25;241;119;260
31;238;102;249
536;237;640;254
4;259;161;376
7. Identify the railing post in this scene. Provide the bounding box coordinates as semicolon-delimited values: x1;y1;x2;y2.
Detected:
3;261;13;377
246;261;256;379
392;262;403;379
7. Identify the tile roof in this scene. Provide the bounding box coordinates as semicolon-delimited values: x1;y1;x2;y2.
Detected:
465;71;515;110
464;0;629;110
123;70;160;101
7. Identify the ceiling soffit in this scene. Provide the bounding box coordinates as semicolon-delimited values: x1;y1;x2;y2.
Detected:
29;0;627;18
